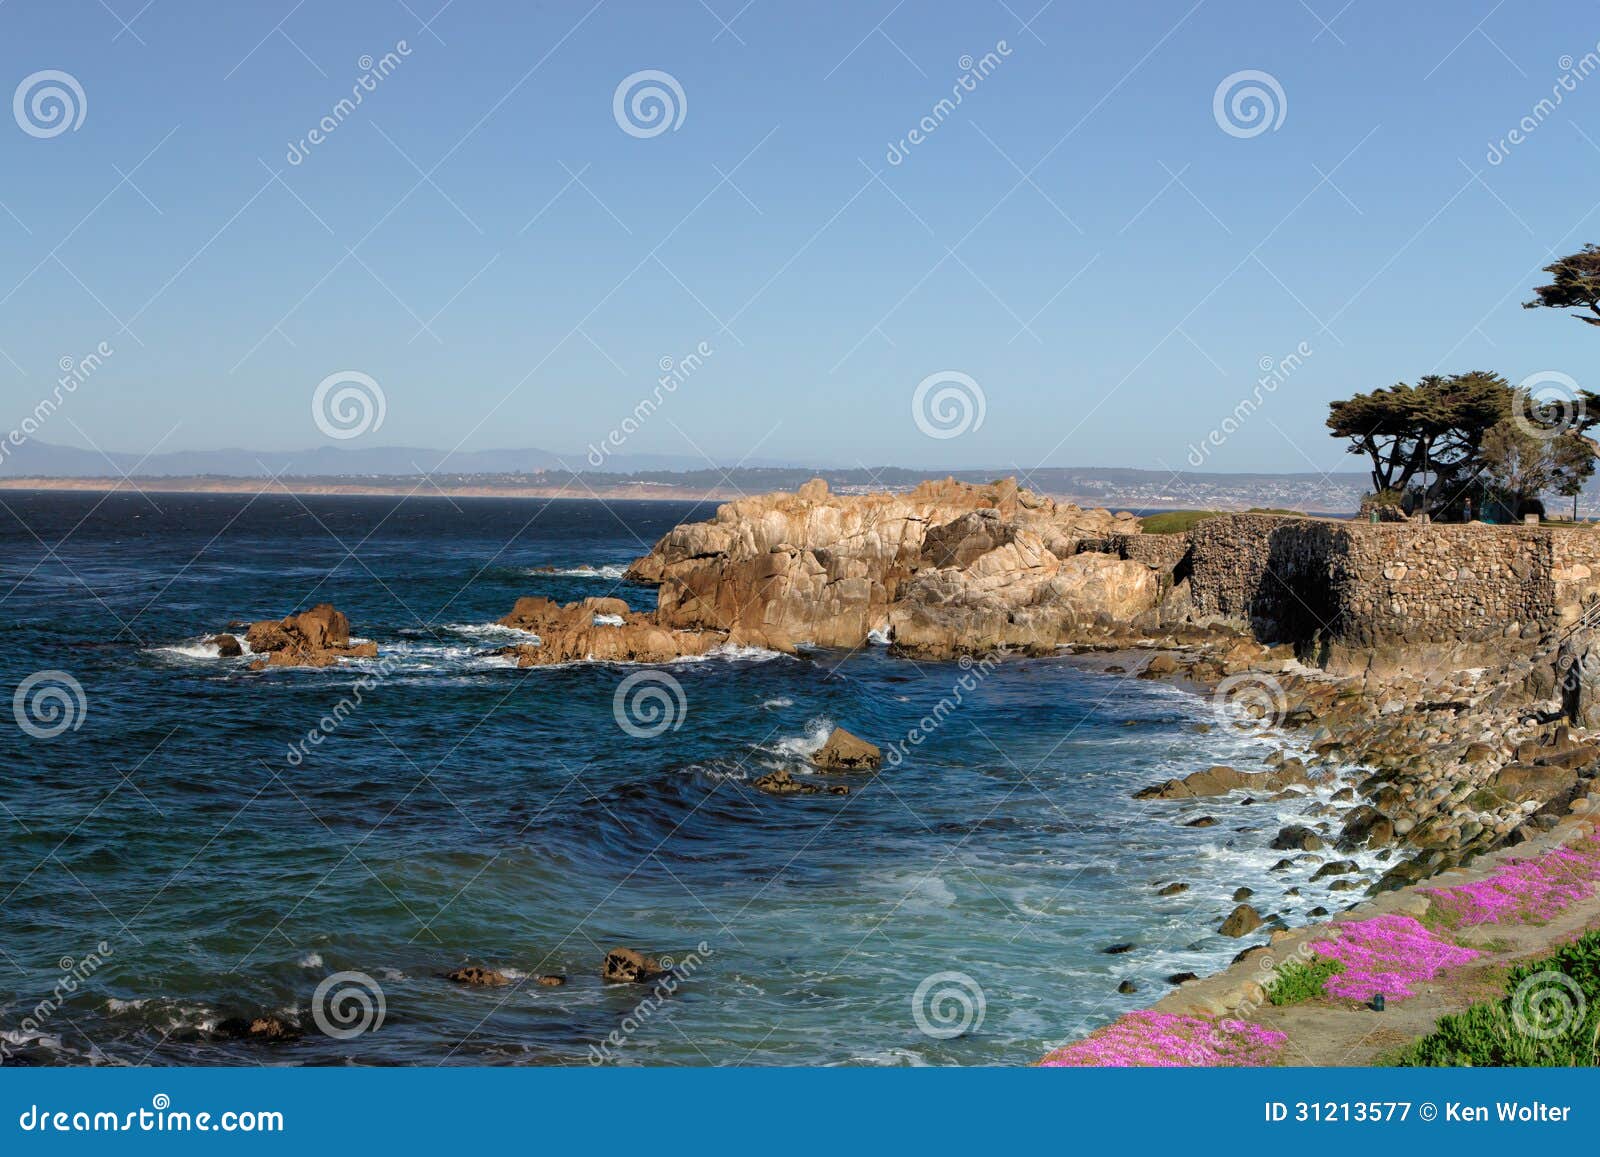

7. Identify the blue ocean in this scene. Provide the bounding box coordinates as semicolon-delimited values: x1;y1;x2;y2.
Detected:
0;492;1368;1065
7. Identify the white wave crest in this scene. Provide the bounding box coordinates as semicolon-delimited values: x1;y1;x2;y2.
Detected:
529;564;628;579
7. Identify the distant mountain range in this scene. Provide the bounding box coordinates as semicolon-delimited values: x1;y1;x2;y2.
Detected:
0;441;1386;512
0;440;794;477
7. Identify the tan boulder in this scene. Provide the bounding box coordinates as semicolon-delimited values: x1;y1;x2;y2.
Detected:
811;727;882;772
1218;904;1264;937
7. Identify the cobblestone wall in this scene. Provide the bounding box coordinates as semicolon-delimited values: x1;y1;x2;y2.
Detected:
1180;514;1600;647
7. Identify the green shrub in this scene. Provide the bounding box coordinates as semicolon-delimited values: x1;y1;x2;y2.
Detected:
1389;930;1600;1066
1265;956;1346;1006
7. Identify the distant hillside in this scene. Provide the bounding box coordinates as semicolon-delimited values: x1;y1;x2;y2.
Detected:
0;440;794;477
0;444;1382;513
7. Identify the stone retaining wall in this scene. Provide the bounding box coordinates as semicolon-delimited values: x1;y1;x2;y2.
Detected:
1132;514;1600;661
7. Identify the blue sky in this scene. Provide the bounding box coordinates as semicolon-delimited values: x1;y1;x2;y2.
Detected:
3;0;1600;475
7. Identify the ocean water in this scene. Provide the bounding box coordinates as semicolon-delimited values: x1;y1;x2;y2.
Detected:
0;492;1379;1067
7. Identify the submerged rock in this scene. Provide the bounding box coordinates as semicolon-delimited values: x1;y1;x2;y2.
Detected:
1270;825;1324;852
752;768;848;796
215;1015;298;1042
1310;859;1359;881
602;947;665;984
446;966;511;987
1134;763;1310;800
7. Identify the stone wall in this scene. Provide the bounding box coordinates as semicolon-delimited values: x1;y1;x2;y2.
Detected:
1079;532;1192;574
1140;514;1600;670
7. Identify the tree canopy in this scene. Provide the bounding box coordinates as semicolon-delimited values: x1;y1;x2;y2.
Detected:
1328;373;1600;518
1326;372;1510;497
1525;244;1600;327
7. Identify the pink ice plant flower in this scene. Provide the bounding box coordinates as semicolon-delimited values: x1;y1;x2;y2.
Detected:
1310;914;1478;1001
1421;832;1600;929
1039;1011;1286;1068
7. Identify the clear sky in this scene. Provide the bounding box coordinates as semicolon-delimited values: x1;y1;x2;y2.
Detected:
3;0;1600;477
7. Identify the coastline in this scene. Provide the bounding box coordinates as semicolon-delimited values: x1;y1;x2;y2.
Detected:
0;477;745;502
0;476;1336;514
1042;640;1600;1066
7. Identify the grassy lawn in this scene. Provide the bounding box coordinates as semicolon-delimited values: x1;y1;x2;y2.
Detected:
1138;508;1305;534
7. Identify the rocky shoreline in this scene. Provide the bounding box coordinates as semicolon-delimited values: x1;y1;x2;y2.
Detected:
1038;635;1600;1063
179;476;1600;1064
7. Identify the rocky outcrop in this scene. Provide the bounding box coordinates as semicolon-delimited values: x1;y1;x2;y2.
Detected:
625;477;1151;657
1131;632;1600;895
494;595;746;666
889;542;1161;658
243;604;377;669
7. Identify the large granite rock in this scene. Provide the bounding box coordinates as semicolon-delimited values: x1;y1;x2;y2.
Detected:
625;477;1149;656
495;595;743;665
